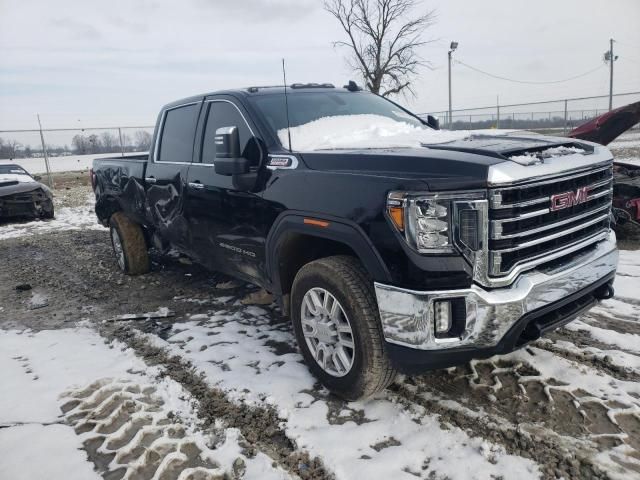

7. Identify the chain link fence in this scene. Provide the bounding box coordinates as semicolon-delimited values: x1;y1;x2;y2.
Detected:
0;125;155;160
422;91;640;133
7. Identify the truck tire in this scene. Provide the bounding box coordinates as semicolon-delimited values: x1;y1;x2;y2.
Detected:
109;212;150;275
291;255;397;400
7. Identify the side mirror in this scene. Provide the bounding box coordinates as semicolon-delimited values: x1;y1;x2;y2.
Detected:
214;126;249;176
34;175;42;181
426;115;440;130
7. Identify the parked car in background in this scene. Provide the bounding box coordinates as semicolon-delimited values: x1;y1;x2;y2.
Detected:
0;164;54;221
92;83;618;400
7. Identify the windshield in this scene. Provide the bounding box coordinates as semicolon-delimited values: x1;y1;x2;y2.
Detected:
0;165;28;175
250;91;425;137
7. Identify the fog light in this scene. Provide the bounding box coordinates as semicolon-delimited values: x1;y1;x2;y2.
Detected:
434;300;452;334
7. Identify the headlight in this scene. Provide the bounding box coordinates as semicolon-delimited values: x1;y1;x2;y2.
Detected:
387;191;486;255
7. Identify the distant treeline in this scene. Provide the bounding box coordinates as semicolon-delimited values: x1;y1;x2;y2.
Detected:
0;130;152;160
441;115;593;131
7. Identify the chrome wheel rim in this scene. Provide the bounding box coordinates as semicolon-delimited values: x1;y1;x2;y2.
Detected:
111;228;125;271
301;287;355;377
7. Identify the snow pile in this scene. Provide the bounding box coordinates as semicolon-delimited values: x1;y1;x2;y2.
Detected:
278;114;509;151
509;145;586;164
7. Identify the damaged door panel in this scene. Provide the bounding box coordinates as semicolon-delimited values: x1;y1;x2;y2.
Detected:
143;102;201;253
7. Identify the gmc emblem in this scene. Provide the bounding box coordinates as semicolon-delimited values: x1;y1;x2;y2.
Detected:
550;186;591;211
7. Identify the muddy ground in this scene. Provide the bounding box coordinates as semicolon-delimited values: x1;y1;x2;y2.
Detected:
1;171;639;480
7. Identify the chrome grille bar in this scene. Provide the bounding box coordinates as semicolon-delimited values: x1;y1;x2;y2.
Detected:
489;165;612;208
491;192;613;239
492;213;610;253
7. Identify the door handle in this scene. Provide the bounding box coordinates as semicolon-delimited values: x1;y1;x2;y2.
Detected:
145;176;157;184
188;181;205;190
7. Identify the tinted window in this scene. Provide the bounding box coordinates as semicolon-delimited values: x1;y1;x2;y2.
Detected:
158;103;199;162
201;101;259;165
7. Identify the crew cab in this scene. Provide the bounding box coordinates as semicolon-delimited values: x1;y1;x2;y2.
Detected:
91;83;618;400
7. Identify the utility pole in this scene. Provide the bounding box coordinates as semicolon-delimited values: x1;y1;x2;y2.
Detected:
448;41;458;129
37;114;54;189
604;38;618;111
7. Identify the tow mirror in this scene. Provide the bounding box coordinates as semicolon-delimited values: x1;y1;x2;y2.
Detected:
426;115;440;130
214;126;249;176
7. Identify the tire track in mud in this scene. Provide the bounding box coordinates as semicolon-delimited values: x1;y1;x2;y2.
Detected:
391;353;640;480
99;322;333;480
62;380;230;480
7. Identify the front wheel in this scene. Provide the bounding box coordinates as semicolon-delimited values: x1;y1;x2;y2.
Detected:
109;212;150;275
291;255;397;400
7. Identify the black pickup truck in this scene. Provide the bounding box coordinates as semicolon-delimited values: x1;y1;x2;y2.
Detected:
92;83;618;400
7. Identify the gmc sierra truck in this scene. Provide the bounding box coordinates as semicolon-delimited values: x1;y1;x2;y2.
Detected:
91;83;618;400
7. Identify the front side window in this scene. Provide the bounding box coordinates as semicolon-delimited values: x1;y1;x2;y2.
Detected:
158;103;199;162
201;101;259;165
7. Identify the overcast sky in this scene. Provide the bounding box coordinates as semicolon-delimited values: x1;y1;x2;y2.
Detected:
1;0;639;130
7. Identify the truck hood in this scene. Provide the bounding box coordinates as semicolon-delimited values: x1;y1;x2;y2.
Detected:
299;133;613;189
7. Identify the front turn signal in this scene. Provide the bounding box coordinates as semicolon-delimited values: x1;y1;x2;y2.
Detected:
387;192;406;232
388;206;405;231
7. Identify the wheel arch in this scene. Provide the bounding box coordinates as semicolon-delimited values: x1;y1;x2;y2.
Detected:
265;212;391;303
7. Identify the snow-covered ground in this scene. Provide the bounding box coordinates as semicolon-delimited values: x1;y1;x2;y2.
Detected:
0;328;290;480
0;195;104;241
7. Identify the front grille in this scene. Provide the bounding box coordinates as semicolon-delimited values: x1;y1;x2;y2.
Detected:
488;165;613;277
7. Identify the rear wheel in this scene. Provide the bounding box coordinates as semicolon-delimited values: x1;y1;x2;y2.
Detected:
291;255;397;400
109;212;150;275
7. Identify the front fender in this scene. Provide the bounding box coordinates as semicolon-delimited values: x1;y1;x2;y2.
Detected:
265;210;391;294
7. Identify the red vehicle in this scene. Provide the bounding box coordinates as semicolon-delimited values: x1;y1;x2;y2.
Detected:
569;101;640;231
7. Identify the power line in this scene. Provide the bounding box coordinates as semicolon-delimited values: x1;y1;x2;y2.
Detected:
453;59;605;85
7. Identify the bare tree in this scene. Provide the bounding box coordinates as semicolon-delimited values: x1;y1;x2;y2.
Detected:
0;138;22;159
72;134;87;154
134;130;152;151
324;0;436;97
101;131;118;152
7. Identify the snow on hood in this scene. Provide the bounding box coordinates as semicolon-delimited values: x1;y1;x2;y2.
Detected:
508;145;586;164
0;173;36;184
277;114;512;151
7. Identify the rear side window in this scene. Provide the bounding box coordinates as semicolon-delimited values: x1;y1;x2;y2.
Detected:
158;103;199;163
201;101;259;165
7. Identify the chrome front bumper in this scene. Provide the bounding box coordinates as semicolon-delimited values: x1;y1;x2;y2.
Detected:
374;232;618;351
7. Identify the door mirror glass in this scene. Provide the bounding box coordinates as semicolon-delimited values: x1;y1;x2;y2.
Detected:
214;126;241;159
426;115;440;130
214;126;249;176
